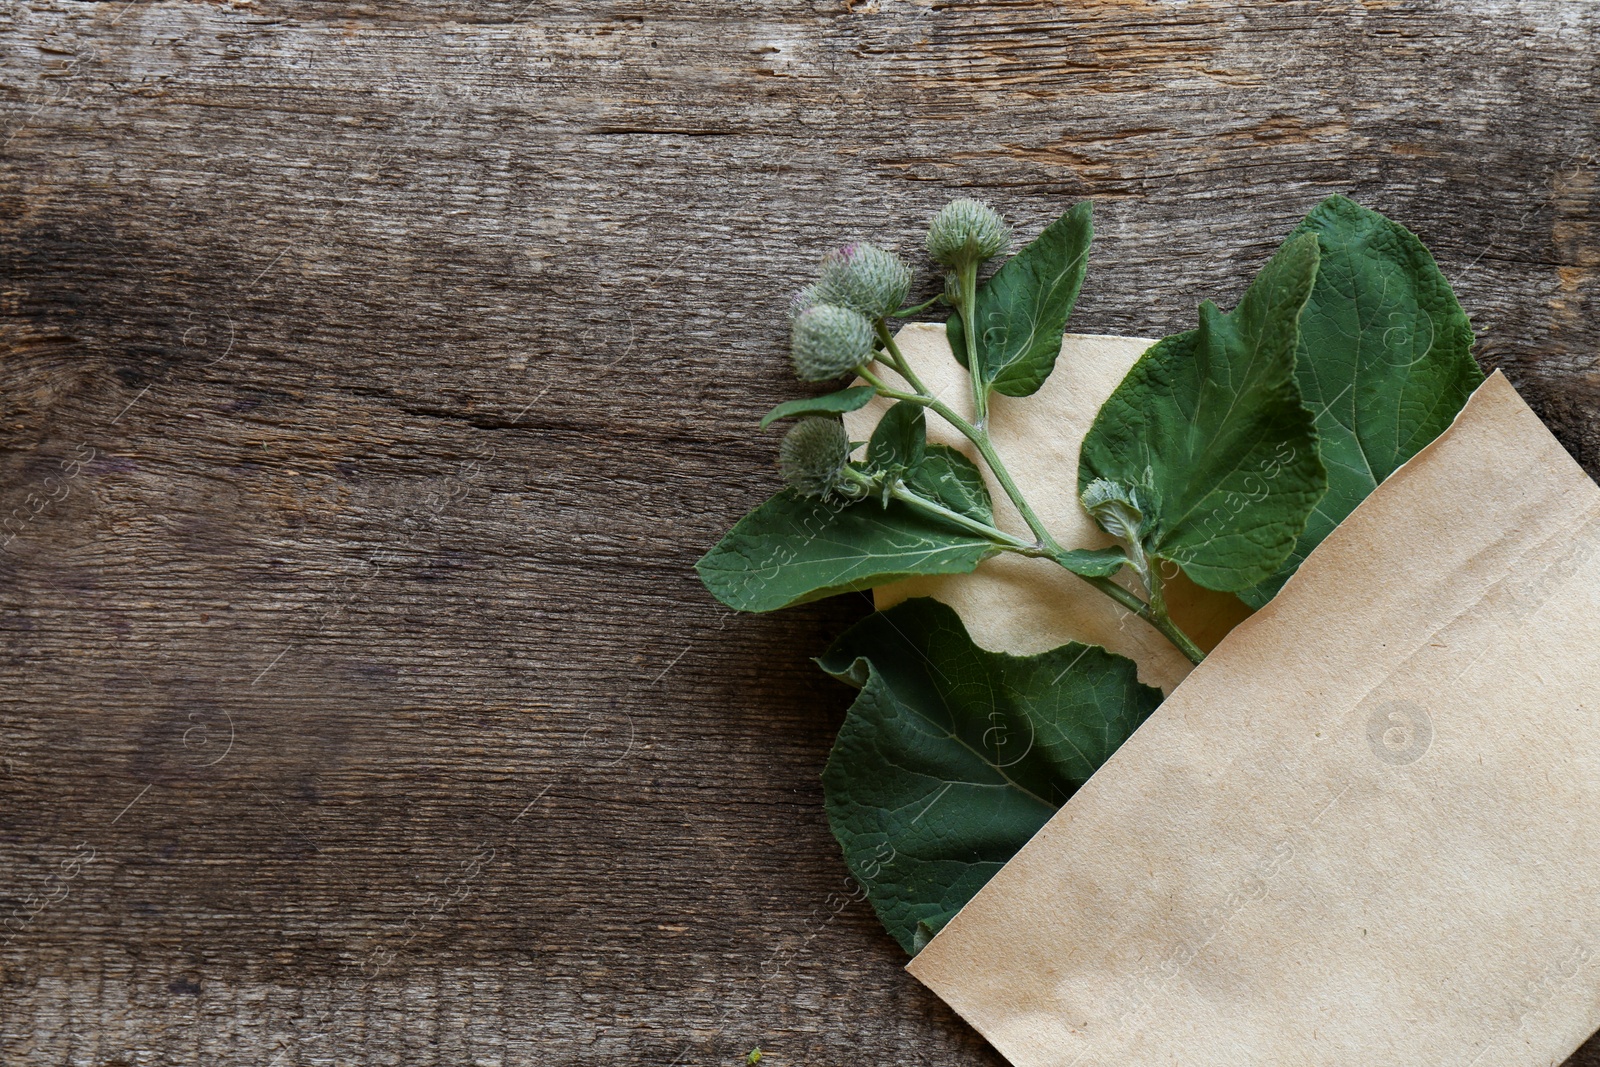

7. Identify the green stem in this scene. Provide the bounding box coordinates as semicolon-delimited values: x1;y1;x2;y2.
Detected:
855;366;930;408
958;260;986;429
1152;610;1206;666
838;468;1032;550
873;323;933;398
961;425;1053;551
1066;563;1203;665
1144;555;1168;619
1078;571;1151;618
891;485;1032;548
889;294;944;319
1141;563;1204;666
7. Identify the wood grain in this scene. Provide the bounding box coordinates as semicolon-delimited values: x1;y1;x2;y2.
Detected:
1;0;1598;1063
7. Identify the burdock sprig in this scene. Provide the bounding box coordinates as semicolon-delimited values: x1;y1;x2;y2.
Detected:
758;199;1207;665
926;198;1011;430
698;194;1486;960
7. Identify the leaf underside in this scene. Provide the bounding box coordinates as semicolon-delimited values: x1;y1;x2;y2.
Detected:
1236;195;1482;607
1053;545;1129;578
1078;233;1328;593
819;598;1162;954
759;386;877;430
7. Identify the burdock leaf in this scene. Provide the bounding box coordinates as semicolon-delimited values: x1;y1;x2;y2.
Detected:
948;202;1094;398
1237;196;1482;607
819;598;1161;954
867;401;927;471
759;386;876;430
904;445;994;524
1052;546;1129;578
696;494;998;613
1078;233;1327;593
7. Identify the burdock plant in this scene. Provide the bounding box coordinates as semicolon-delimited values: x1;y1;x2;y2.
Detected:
695;196;1483;955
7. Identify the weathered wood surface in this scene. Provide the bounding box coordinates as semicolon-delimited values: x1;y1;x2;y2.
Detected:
1;0;1598;1063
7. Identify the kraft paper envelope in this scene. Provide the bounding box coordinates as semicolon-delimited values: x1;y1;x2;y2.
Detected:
885;360;1600;1067
845;324;1250;695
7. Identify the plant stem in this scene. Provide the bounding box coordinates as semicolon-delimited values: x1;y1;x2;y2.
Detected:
872;323;934;398
1164;617;1206;665
837;468;1032;550
958;260;986;429
889;294;944;319
891;485;1031;548
1140;563;1204;666
961;425;1052;547
1141;596;1206;664
855;368;931;410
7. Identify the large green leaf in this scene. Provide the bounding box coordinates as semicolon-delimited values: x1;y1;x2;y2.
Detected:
819;598;1162;954
1078;233;1327;593
696;493;999;613
947;202;1094;398
759;386;876;430
1237;196;1482;607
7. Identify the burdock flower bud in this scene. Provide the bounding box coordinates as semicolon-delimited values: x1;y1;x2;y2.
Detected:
779;417;852;499
788;284;820;323
942;272;962;306
814;242;913;320
925;198;1012;268
790;304;875;382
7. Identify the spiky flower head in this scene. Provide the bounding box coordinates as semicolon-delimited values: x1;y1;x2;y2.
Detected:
925;198;1012;269
813;242;914;320
788;284;820;323
790;304;875;382
779;417;852;499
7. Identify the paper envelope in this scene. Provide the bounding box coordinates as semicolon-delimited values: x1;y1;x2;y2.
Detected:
880;349;1600;1066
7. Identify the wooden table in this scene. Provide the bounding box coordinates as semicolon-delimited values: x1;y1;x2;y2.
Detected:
2;1;1597;1063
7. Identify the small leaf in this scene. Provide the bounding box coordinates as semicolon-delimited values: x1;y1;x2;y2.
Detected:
947;202;1094;398
696;493;999;613
1052;545;1128;578
1237;196;1483;607
904;445;993;524
867;401;927;471
1079;233;1328;593
758;386;876;430
819;598;1162;954
946;314;969;372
